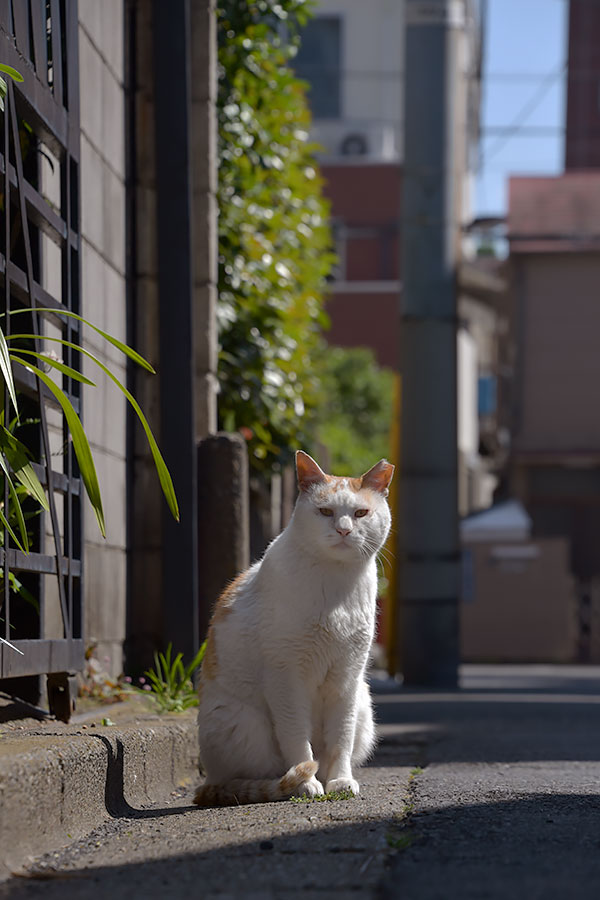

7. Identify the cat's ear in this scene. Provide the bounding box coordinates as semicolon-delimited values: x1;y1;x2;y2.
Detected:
296;451;327;492
361;460;395;497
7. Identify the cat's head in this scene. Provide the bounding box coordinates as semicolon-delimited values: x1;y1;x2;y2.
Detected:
293;451;394;563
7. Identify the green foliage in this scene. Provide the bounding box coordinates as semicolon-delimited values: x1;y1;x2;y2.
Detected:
135;642;206;713
0;308;179;542
315;347;394;475
216;0;335;473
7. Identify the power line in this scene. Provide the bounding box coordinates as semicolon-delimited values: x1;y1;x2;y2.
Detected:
295;66;584;82
480;64;567;167
483;126;565;136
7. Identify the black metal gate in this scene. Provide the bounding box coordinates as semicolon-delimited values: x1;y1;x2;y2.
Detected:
0;0;83;720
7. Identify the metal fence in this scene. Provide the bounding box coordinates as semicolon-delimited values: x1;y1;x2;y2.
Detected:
0;0;83;721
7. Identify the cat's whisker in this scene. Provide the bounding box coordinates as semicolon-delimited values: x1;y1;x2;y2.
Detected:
376;553;393;573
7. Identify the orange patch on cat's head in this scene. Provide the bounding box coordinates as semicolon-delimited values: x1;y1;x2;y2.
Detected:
327;476;363;493
296;451;395;498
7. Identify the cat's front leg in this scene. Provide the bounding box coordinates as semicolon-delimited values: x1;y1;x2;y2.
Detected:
321;677;362;795
263;668;324;798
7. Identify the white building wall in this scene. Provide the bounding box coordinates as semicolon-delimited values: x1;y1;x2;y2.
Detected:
307;0;480;177
309;0;404;161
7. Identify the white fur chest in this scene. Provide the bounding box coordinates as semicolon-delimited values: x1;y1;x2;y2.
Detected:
261;559;376;687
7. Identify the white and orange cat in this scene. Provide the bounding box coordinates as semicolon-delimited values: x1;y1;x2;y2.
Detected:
193;450;394;807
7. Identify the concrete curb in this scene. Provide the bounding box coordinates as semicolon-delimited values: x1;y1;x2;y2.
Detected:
0;707;198;880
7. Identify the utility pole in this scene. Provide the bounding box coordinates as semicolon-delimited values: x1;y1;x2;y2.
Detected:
153;0;199;661
398;0;463;686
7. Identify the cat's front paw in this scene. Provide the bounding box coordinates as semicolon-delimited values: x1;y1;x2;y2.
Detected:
326;777;360;796
297;776;325;799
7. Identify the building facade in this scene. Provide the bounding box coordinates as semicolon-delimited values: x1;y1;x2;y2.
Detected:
506;172;600;661
296;0;501;514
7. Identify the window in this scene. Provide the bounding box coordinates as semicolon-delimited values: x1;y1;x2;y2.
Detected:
478;375;497;417
295;16;342;119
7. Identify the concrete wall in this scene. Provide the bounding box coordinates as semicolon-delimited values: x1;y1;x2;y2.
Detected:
77;0;128;676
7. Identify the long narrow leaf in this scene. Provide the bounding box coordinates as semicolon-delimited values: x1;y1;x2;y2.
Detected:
0;499;27;554
10;350;96;386
0;426;49;511
6;335;179;521
0;64;24;82
5;310;156;372
0;446;29;550
0;329;18;418
0;510;26;553
185;641;207;680
6;473;29;551
171;653;184;692
21;362;105;537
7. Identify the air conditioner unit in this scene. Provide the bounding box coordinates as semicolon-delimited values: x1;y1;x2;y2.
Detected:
339;132;369;156
311;122;399;161
337;124;398;160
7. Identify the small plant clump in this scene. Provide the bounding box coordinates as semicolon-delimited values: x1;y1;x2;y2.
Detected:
290;789;356;803
133;642;206;713
385;831;414;851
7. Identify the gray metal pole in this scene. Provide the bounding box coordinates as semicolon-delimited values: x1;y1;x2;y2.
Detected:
398;0;462;686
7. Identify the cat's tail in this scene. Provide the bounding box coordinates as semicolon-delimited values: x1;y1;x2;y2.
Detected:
193;760;318;808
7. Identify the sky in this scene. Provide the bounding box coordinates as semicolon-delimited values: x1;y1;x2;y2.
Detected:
475;0;568;218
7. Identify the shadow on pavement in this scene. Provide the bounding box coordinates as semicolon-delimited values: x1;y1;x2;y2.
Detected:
380;792;600;900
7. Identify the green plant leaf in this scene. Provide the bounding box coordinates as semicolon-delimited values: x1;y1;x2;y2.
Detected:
0;64;24;82
0;426;49;510
138;640;203;712
7;334;179;522
0;446;34;552
21;362;105;537
10;350;96;386
5;309;155;372
185;641;206;679
0;506;27;553
7;571;39;612
0;328;19;418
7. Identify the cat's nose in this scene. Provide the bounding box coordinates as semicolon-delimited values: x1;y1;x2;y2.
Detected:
336;516;352;536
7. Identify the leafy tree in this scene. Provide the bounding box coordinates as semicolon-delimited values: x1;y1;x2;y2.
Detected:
216;0;335;473
315;347;395;476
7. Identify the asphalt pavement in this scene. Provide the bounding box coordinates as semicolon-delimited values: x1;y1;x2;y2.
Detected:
1;665;600;899
378;665;600;899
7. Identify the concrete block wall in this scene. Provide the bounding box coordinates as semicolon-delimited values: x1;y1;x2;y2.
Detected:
77;0;127;676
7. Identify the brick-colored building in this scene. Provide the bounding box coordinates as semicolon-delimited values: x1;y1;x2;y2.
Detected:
565;0;600;170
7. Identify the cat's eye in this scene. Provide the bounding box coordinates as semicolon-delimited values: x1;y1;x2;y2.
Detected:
354;509;369;518
319;508;334;517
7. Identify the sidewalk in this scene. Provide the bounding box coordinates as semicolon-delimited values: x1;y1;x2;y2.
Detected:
0;695;199;881
1;667;600;898
379;665;600;899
